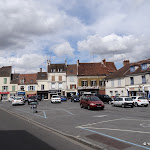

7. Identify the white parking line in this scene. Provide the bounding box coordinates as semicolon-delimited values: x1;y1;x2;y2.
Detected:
82;126;150;134
63;109;74;115
93;115;108;117
76;118;124;128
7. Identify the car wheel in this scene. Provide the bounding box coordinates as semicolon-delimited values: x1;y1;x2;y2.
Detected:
80;103;83;108
112;103;115;107
144;104;148;107
87;105;90;110
100;107;104;110
122;104;125;108
134;102;138;107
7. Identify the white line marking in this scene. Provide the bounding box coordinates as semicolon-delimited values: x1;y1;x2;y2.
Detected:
93;115;108;117
43;111;47;118
63;109;74;115
76;118;124;128
82;127;150;134
140;123;150;127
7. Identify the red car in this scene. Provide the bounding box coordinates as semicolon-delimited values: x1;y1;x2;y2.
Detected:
80;96;105;110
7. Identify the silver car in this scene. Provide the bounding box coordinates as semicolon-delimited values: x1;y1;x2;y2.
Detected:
112;97;134;108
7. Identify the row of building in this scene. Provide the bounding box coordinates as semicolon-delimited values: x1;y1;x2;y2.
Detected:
0;59;116;100
0;58;150;100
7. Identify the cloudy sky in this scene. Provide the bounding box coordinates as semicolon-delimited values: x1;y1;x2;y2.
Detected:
0;0;150;73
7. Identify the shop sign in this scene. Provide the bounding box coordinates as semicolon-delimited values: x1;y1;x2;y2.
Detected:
18;92;25;95
0;92;9;94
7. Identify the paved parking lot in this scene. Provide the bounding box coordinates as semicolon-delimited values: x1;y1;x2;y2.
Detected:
0;100;150;150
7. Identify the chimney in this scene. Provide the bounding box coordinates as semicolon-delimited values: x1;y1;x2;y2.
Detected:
77;60;79;66
47;60;51;72
123;60;130;66
102;59;106;65
40;68;42;72
65;59;67;66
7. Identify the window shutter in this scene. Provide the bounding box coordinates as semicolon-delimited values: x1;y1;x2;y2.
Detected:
28;86;30;91
33;86;35;91
70;85;72;89
75;84;76;89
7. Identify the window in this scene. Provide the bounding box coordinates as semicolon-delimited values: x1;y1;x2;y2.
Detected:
130;66;135;72
70;76;74;82
130;77;134;85
28;86;35;91
142;75;146;84
81;81;88;87
59;76;62;81
99;80;105;86
110;91;113;96
2;86;8;92
91;81;97;86
12;85;15;92
20;86;24;91
118;79;121;86
70;70;73;73
52;76;55;81
111;80;114;87
4;78;7;84
41;85;44;90
20;79;24;84
51;83;55;89
60;69;63;72
141;63;147;70
53;69;56;72
58;83;62;89
70;84;76;89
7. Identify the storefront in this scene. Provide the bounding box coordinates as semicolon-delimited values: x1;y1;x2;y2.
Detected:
10;92;17;97
26;91;37;97
37;91;48;100
0;92;9;100
78;88;99;96
48;90;61;99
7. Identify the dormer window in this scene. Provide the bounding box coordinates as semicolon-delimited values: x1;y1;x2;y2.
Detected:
141;63;147;70
130;66;135;72
60;69;63;72
20;79;24;84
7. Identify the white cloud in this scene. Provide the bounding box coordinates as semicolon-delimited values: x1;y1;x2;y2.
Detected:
77;34;150;62
53;42;74;57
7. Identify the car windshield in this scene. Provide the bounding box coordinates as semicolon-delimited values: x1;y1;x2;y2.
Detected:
125;98;133;101
15;97;22;100
116;98;123;101
53;96;60;98
73;96;79;98
132;97;136;99
138;97;146;99
89;96;100;101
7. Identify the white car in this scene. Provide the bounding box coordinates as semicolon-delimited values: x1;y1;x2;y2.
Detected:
12;97;25;106
8;96;15;102
51;95;61;103
131;96;149;107
112;97;134;108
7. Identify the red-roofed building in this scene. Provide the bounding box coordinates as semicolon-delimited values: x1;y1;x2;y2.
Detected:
18;73;37;97
77;59;117;96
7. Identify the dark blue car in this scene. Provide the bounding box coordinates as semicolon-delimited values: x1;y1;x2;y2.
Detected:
61;96;67;101
71;95;80;102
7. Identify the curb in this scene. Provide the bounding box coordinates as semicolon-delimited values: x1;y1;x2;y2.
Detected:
0;107;106;150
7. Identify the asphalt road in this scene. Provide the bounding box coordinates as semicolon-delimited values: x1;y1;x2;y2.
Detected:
0;108;95;150
1;100;150;150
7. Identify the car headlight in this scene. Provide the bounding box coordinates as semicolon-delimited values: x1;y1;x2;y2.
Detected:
90;103;95;106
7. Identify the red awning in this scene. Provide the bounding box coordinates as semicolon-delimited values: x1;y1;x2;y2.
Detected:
0;92;9;94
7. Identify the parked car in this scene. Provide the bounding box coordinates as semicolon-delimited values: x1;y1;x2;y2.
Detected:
71;95;80;102
96;94;113;104
60;96;67;101
28;96;38;105
112;97;134;108
51;95;61;103
131;96;149;107
8;96;15;102
12;97;25;106
80;95;105;110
